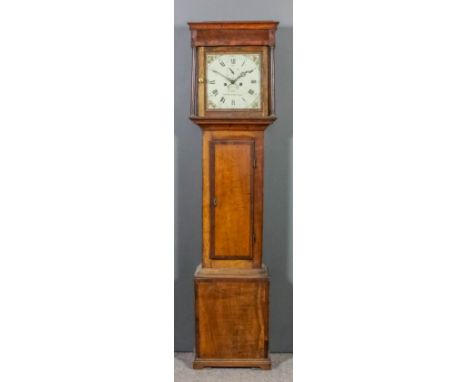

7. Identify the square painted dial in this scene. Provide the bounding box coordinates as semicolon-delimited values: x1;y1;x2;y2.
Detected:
206;53;261;110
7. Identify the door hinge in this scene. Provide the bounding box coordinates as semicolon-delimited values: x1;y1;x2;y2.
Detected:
212;197;217;207
253;232;256;243
253;158;256;168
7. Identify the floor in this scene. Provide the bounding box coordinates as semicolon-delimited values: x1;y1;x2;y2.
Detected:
174;353;293;382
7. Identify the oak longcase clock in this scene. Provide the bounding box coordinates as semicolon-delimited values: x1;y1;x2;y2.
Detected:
188;21;278;370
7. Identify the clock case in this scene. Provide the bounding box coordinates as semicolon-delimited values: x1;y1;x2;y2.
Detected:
188;21;278;370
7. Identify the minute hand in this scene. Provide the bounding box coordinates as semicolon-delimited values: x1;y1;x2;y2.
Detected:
211;69;234;84
233;69;254;83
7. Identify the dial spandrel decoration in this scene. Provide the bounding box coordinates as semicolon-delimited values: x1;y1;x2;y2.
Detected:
206;53;261;110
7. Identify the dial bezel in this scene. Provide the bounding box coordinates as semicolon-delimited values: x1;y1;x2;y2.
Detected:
206;52;262;111
197;46;269;118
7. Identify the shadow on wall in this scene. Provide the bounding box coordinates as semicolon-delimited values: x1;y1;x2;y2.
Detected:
174;25;293;353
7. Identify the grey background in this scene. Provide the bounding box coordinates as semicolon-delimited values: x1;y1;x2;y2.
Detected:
174;0;292;352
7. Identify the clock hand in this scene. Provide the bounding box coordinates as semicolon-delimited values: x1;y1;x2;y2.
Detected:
232;69;255;83
211;69;234;84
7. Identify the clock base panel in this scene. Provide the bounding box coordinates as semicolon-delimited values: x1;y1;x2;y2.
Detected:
194;266;270;369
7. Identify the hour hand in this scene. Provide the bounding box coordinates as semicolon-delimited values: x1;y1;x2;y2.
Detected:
233;69;254;83
212;69;234;83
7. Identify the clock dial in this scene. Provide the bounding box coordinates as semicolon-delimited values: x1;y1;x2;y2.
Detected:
206;53;261;110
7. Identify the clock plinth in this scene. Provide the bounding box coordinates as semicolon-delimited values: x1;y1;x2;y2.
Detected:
188;21;278;369
193;264;271;370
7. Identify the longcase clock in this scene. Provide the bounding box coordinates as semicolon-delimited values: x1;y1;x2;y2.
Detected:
188;21;278;370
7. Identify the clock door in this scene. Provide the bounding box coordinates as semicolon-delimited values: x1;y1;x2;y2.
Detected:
209;138;255;260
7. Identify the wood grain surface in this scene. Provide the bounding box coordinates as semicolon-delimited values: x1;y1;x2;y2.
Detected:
188;21;278;48
194;278;270;363
202;130;264;269
210;138;254;259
